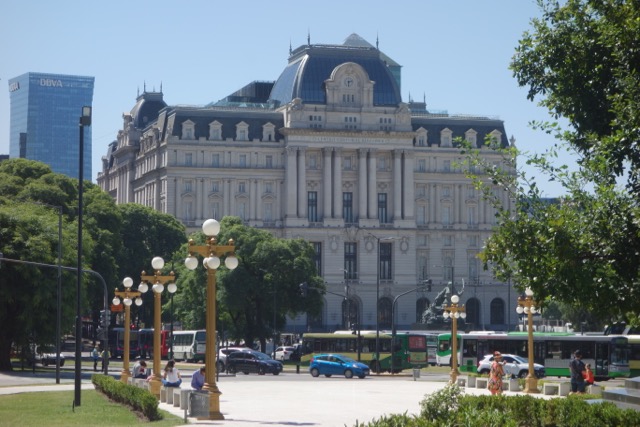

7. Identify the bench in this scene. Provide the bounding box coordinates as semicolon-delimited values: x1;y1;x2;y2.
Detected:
166;387;175;405
587;384;602;396
507;378;520;392
543;382;570;396
160;386;167;402
476;378;488;389
173;388;191;408
133;378;146;388
127;377;134;385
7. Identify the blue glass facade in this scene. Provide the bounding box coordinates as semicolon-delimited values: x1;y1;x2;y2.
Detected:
9;72;95;179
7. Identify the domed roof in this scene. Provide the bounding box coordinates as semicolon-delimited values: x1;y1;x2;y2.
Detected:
130;90;167;129
269;34;402;107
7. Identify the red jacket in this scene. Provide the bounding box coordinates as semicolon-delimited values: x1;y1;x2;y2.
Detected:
583;369;595;384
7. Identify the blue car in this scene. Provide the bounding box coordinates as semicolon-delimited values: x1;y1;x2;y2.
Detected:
309;353;370;379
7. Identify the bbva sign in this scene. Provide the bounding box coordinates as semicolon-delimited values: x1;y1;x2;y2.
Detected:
39;79;63;87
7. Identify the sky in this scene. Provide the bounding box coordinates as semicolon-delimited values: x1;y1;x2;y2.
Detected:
0;0;573;196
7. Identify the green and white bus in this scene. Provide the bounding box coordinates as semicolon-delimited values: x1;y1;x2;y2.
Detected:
301;331;428;373
436;332;462;366
458;331;629;379
172;330;206;362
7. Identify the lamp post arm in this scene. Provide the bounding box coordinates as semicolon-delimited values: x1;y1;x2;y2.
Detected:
390;285;427;374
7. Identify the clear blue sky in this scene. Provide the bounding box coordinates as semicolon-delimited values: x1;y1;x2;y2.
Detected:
0;0;572;196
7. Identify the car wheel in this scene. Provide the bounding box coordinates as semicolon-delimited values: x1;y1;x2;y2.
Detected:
228;366;237;374
273;371;279;376
479;369;489;375
518;371;527;379
243;371;250;375
344;369;354;379
258;366;266;375
310;368;320;377
216;361;225;372
324;374;332;378
358;374;366;379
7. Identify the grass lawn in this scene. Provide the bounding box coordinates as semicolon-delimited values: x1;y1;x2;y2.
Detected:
0;389;184;427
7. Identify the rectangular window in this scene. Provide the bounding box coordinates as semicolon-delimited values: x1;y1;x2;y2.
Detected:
264;203;273;222
238;202;246;220
185;153;193;166
238;182;246;193
211;181;219;192
239;154;247;168
343;156;352;170
343;192;353;223
185;181;192;193
211;202;220;219
309;154;317;169
443;160;451;172
380;242;392;280
265;182;273;194
467;206;476;225
417;205;426;225
266;155;273;168
185;201;193;220
344;242;357;280
378;193;388;223
308;191;318;222
469;235;478;247
442;186;451;197
418;159;426;172
313;242;322;276
212;154;220;167
442;206;451;225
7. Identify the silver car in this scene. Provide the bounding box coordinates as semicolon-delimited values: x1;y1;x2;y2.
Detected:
476;354;545;378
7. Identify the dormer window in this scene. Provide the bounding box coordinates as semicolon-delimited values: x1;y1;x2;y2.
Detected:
182;120;195;140
262;122;276;142
209;120;223;140
236;121;249;141
465;129;478;147
416;127;428;146
440;128;453;147
489;130;503;148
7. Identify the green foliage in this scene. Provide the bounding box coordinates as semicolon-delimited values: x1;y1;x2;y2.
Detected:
357;391;640;427
92;374;161;421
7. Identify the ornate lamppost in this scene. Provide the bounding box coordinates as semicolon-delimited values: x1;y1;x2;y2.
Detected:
516;287;540;393
112;277;145;384
443;294;466;384
185;219;238;420
140;257;176;398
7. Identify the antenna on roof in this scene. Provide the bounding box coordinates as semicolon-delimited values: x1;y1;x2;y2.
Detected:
423;92;426;103
143;81;146;93
307;29;310;46
160;81;163;93
137;86;139;97
289;38;292;55
376;32;379;50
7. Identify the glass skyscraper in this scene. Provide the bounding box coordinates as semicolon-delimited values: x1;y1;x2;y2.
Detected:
8;72;95;179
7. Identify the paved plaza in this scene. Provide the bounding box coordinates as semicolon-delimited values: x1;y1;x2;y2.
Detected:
0;368;568;427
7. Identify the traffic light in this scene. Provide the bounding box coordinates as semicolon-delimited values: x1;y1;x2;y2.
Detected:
423;279;432;292
99;310;110;327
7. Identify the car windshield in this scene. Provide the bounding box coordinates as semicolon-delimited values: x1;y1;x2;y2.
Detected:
253;352;271;360
336;355;356;364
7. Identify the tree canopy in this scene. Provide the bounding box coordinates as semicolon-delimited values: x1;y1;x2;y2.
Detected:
174;217;324;351
462;0;640;326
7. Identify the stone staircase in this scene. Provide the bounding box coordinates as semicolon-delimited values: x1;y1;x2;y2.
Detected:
601;377;640;411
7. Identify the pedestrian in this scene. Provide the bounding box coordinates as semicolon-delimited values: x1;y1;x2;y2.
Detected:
100;347;110;372
569;349;586;394
487;351;505;395
91;345;100;372
583;362;595;386
162;360;182;387
132;360;148;379
191;366;206;390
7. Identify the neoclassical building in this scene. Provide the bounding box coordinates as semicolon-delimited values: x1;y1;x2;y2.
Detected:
98;34;517;333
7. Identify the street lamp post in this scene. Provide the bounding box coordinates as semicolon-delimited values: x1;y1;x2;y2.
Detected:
390;283;429;374
443;294;466;384
74;105;91;407
113;277;145;384
169;287;176;360
185;218;238;420
516;287;540;393
140;257;176;398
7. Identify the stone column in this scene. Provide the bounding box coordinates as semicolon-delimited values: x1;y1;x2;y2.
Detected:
403;151;415;220
367;149;378;219
393;150;402;220
358;149;368;220
333;148;343;219
323;147;333;218
285;146;298;218
297;147;307;219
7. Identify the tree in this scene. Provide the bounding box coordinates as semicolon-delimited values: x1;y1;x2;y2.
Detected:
175;217;324;350
512;0;640;193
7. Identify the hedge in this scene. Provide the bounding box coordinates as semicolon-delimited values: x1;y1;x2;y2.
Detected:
92;374;162;421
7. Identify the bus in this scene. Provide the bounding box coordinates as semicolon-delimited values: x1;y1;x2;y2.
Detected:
436;333;462;366
300;331;427;373
626;335;640;377
172;330;206;362
138;329;170;360
108;328;140;359
458;331;630;379
388;330;439;366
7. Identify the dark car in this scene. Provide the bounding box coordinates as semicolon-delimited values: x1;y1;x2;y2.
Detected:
226;350;283;375
309;353;370;379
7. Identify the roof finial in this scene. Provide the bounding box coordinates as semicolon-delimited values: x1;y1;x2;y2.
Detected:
376;32;379;50
143;81;146;93
423;92;426;104
137;86;139;97
289;38;292;55
307;29;310;46
160;81;163;93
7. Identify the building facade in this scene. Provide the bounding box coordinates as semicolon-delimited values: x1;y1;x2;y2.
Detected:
8;72;95;179
98;34;517;333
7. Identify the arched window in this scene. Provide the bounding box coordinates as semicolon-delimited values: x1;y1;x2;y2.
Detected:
490;298;505;325
416;298;430;323
465;298;481;330
378;297;392;329
342;298;359;330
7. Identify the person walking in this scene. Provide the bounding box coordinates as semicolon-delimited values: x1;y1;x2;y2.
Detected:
100;347;110;372
569;349;586;394
91;345;100;372
487;351;505;395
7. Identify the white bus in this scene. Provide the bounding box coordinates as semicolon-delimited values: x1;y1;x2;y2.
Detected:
172;330;206;362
